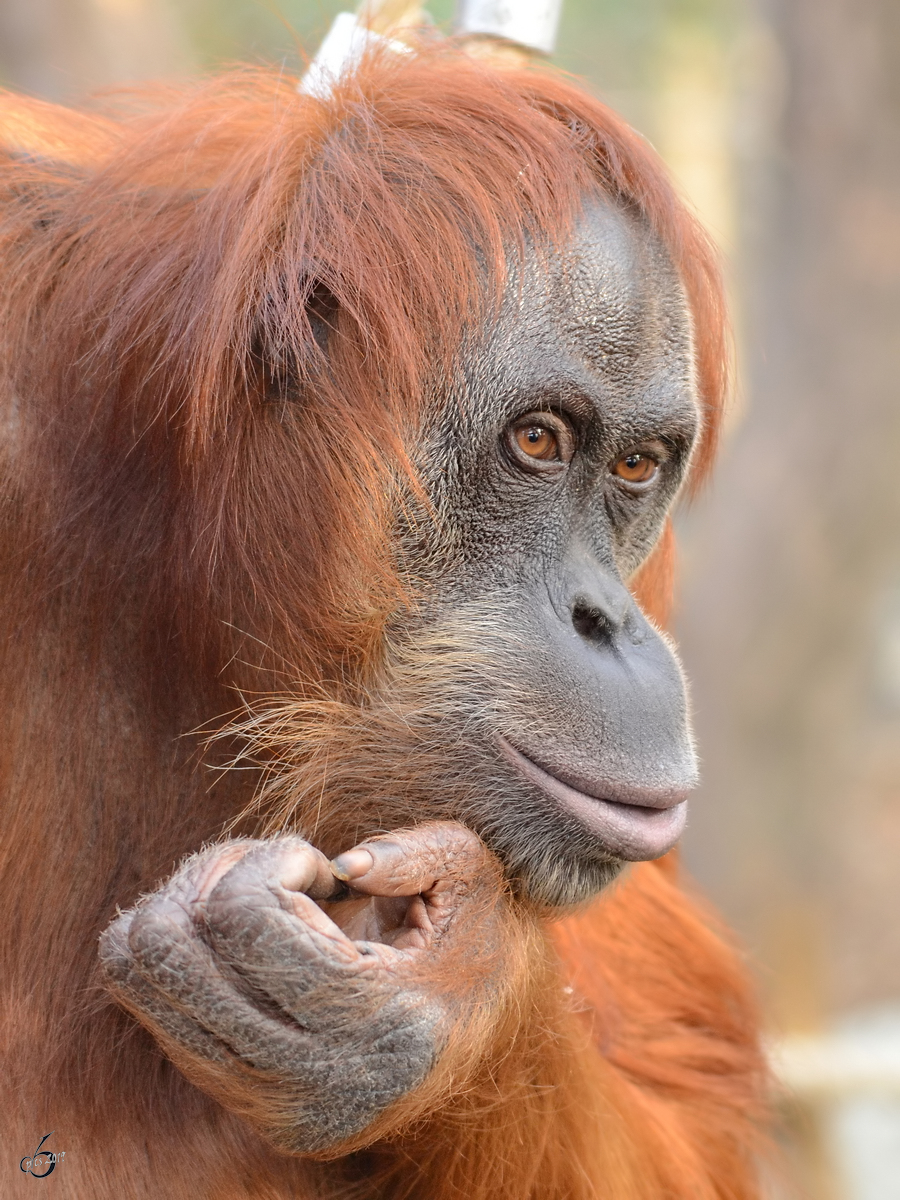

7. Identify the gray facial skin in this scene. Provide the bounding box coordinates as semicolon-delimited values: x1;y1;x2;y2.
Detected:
393;191;701;907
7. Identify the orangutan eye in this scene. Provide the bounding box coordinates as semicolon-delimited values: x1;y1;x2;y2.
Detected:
505;412;575;474
612;452;659;485
517;425;557;459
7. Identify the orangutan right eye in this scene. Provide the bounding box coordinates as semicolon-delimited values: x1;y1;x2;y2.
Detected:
612;452;658;485
504;412;575;474
517;424;558;459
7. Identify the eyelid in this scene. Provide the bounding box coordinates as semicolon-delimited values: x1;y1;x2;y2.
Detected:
615;440;672;466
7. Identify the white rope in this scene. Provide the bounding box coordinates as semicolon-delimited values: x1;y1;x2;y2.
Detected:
771;1030;900;1099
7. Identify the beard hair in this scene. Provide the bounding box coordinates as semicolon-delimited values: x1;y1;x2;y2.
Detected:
219;600;627;910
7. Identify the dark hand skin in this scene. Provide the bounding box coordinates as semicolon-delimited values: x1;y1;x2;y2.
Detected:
101;190;701;1156
100;823;510;1154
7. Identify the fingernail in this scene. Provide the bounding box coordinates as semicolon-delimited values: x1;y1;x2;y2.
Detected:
330;848;374;881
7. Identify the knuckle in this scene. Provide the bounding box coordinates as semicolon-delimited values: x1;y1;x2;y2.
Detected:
203;890;282;955
421;822;494;877
421;820;484;854
174;838;260;899
126;895;197;975
357;822;497;896
207;836;320;901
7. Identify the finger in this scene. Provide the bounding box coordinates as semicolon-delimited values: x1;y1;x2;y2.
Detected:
103;885;320;1073
330;822;491;899
99;910;233;1067
203;837;352;947
234;835;344;903
193;842;258;902
203;837;360;953
103;892;442;1154
105;840;361;1049
202;839;394;1024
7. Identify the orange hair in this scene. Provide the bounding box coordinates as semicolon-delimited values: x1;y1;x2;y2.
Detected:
0;46;766;1199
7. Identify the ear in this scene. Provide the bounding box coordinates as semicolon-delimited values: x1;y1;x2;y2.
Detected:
629;518;676;631
252;278;341;405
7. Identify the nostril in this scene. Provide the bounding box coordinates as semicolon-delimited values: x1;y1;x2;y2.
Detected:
571;601;615;645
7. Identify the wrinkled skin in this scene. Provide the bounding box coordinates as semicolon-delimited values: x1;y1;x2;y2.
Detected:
101;192;701;1155
101;824;507;1153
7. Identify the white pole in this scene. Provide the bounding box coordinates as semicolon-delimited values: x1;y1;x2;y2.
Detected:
299;13;410;99
299;0;564;95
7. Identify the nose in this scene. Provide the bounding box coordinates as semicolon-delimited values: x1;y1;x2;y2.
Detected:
560;544;643;649
570;582;633;645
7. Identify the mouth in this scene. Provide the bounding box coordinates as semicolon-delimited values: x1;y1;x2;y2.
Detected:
497;738;689;861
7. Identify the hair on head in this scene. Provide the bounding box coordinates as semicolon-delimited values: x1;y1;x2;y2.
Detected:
0;46;725;678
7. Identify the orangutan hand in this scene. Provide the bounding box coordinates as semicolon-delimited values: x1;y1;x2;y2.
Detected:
99;823;509;1154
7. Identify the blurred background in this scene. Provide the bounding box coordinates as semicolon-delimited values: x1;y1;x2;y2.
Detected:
1;0;897;1194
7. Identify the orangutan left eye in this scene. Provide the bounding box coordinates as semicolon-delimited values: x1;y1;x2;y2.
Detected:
517;424;558;460
611;452;659;485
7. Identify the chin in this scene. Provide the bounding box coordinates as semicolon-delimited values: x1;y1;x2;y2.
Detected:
462;785;627;909
452;737;688;908
515;845;627;909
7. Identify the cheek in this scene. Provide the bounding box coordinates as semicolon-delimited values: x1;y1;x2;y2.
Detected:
613;512;669;578
452;491;570;584
603;477;681;577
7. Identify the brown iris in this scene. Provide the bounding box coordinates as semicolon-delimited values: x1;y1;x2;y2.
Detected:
516;424;559;461
505;412;575;474
612;452;658;484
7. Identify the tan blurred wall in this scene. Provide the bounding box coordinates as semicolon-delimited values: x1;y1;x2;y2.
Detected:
0;0;193;99
677;0;900;1032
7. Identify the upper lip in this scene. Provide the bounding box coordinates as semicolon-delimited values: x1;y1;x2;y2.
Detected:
497;736;691;811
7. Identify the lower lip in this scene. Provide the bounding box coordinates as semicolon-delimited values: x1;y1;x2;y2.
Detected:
497;740;688;862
